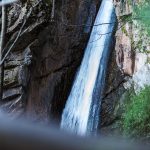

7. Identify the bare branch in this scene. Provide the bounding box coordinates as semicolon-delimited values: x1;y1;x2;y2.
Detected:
0;0;17;6
51;0;55;21
89;18;132;43
0;3;7;101
0;0;42;66
0;18;26;66
61;21;117;28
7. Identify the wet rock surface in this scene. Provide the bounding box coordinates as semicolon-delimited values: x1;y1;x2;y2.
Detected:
1;0;100;122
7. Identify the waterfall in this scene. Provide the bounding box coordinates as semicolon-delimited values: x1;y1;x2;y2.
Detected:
61;0;116;135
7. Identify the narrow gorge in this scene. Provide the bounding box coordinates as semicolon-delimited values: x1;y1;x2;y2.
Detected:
0;0;150;142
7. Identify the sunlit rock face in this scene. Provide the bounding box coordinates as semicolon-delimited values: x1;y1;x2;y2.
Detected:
123;22;150;92
101;0;150;135
124;53;150;92
114;0;150;92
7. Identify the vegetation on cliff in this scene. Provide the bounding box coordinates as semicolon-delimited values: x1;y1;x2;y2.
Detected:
134;0;150;35
123;86;150;138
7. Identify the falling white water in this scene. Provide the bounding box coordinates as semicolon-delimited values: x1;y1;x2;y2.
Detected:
61;0;116;135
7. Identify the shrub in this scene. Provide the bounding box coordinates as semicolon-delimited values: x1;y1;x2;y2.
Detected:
134;0;150;35
123;86;150;138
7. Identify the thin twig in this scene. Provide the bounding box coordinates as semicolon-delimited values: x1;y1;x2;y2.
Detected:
0;3;7;101
0;0;42;66
89;18;132;43
51;0;55;21
0;18;26;65
61;21;117;28
0;0;17;6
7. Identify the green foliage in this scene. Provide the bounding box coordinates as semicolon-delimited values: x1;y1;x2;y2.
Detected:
146;57;150;64
133;1;150;35
127;0;132;5
121;26;128;36
119;13;132;23
123;86;150;138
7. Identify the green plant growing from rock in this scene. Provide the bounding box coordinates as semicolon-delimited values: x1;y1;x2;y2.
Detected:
121;26;128;36
128;1;150;54
133;0;150;35
123;86;150;138
146;57;150;64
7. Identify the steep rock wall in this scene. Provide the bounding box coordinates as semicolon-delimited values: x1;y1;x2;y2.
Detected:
1;0;100;123
101;0;150;135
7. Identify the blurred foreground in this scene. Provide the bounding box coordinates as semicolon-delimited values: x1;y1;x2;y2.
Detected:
0;112;148;150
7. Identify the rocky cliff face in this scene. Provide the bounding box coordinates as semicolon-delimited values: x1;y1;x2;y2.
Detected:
101;0;150;135
1;0;149;137
1;0;100;122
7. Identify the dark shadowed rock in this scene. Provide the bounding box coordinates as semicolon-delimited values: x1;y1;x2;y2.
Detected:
1;0;100;123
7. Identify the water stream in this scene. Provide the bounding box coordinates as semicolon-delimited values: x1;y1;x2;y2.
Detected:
61;0;116;135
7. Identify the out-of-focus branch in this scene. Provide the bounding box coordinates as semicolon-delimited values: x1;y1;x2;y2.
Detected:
0;1;7;101
0;2;7;101
51;0;55;21
0;0;42;66
0;0;17;6
0;5;7;56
